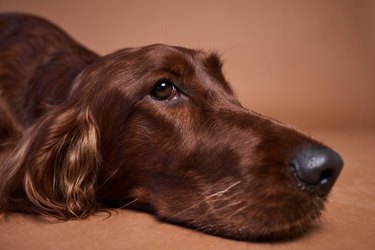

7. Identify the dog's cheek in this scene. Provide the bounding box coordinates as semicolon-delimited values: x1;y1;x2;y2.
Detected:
137;172;204;219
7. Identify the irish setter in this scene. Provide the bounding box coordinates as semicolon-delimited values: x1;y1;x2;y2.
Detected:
0;13;343;241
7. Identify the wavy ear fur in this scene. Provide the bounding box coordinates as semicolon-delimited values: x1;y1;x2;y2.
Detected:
0;106;101;219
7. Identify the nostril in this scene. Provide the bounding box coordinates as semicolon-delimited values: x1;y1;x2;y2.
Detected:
289;145;343;195
319;169;333;185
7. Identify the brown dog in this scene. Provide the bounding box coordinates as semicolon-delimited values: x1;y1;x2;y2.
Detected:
0;13;343;240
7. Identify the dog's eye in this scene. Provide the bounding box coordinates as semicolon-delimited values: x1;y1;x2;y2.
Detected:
151;80;179;101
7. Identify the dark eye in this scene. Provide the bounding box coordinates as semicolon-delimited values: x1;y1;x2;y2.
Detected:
151;80;179;101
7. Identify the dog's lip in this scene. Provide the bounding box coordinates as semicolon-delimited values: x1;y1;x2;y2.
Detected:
156;185;325;241
190;206;321;241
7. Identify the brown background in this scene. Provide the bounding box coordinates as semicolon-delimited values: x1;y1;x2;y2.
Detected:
1;0;374;132
0;1;374;250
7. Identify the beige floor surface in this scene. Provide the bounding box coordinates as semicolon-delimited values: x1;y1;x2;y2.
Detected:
1;130;374;250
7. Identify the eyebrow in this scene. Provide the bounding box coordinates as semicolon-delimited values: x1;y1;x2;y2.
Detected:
158;52;196;80
203;53;234;94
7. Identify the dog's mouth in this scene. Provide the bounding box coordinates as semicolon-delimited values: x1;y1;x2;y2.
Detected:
131;179;328;241
152;195;325;242
120;141;341;241
171;193;325;241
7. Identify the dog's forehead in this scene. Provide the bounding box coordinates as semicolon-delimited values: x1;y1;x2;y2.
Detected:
94;44;235;99
139;44;215;71
138;44;233;93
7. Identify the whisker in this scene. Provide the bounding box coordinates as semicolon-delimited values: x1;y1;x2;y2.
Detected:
118;198;139;209
213;199;244;212
166;199;206;221
206;181;241;199
167;180;242;221
228;205;247;219
95;168;120;191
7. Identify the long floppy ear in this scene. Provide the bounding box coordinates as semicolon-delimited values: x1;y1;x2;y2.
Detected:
0;105;101;219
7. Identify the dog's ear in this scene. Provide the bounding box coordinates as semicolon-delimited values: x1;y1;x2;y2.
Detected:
0;105;101;219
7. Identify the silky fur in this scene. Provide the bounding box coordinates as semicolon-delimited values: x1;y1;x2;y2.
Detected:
0;13;335;241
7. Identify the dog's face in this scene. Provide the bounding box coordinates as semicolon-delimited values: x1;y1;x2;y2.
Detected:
62;44;341;240
1;44;342;241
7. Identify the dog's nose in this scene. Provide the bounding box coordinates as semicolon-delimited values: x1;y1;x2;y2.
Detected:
289;145;343;195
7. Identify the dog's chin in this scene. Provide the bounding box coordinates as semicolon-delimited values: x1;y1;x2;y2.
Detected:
172;209;321;242
219;210;322;242
154;196;326;242
203;219;317;242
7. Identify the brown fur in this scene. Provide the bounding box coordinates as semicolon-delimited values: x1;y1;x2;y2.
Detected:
0;13;339;240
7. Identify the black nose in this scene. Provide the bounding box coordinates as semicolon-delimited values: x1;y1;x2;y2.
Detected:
289;145;343;195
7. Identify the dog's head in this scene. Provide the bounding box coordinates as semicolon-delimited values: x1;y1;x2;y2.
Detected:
1;44;343;240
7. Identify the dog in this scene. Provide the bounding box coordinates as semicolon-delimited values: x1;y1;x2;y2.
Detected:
0;13;343;241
